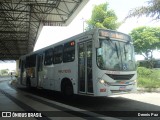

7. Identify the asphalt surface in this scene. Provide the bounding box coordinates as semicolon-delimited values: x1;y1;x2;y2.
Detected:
0;76;160;120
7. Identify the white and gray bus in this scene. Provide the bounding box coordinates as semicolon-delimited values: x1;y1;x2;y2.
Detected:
18;28;137;96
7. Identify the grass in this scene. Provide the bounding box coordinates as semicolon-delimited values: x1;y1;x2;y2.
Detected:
137;67;160;88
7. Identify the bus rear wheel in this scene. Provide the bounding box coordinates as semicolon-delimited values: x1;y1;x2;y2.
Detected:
26;76;31;88
61;80;73;97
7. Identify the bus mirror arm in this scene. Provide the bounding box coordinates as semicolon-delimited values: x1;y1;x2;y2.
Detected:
94;29;100;48
95;39;100;48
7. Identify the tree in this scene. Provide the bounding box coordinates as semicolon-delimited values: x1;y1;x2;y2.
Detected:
86;2;120;30
0;69;9;76
130;26;160;67
125;0;160;21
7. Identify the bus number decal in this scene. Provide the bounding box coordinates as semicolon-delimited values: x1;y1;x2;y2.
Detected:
58;69;71;73
106;71;120;74
119;86;126;90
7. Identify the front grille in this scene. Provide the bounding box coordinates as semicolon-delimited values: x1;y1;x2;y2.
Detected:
111;89;132;93
107;74;134;80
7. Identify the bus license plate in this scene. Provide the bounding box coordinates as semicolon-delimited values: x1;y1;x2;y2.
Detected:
119;86;126;90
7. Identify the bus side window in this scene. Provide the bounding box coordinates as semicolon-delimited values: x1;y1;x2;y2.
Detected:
38;54;43;71
25;54;36;78
63;41;75;63
53;45;63;64
19;59;21;69
25;54;36;68
44;48;53;65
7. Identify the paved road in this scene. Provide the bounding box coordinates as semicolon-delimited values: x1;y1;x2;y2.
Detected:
113;92;160;107
0;77;118;120
0;76;16;81
0;77;160;120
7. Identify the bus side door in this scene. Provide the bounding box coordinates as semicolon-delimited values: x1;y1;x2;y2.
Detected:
36;54;44;88
78;41;93;94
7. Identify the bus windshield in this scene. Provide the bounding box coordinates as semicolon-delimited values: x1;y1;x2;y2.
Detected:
97;39;136;71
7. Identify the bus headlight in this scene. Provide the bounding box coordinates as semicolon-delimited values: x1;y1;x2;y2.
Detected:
99;79;107;84
133;80;137;85
100;79;105;84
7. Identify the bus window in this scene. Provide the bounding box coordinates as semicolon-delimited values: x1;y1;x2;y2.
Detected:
44;48;53;65
38;54;43;71
25;54;36;68
53;45;63;64
63;41;75;63
25;57;29;68
19;59;21;69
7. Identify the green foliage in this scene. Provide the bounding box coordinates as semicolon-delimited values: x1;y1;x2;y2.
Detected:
125;0;160;21
137;67;160;88
0;69;9;76
130;26;160;60
137;67;153;76
86;2;120;30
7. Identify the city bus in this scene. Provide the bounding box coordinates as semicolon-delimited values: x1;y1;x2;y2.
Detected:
18;28;137;97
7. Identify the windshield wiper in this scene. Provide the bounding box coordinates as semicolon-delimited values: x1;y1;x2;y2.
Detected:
115;43;119;59
124;45;127;60
107;37;115;49
107;38;119;59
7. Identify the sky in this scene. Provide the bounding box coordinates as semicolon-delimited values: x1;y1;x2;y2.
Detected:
1;0;160;70
34;0;160;51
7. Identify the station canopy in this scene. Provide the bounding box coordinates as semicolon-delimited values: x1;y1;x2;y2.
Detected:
0;0;88;60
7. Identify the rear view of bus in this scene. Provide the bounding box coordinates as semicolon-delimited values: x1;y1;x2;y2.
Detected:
95;29;137;96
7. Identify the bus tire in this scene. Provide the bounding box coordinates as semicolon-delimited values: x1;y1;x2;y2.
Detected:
61;79;73;97
26;77;31;88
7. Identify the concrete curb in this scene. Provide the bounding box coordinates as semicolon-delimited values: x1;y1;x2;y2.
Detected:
10;79;160;93
137;87;160;92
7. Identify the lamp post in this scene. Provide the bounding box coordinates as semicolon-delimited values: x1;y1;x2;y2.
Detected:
81;18;86;32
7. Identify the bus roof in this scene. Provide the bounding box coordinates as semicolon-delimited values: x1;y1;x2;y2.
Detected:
20;28;131;59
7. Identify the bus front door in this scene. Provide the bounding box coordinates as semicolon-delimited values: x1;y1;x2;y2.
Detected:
78;41;93;94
